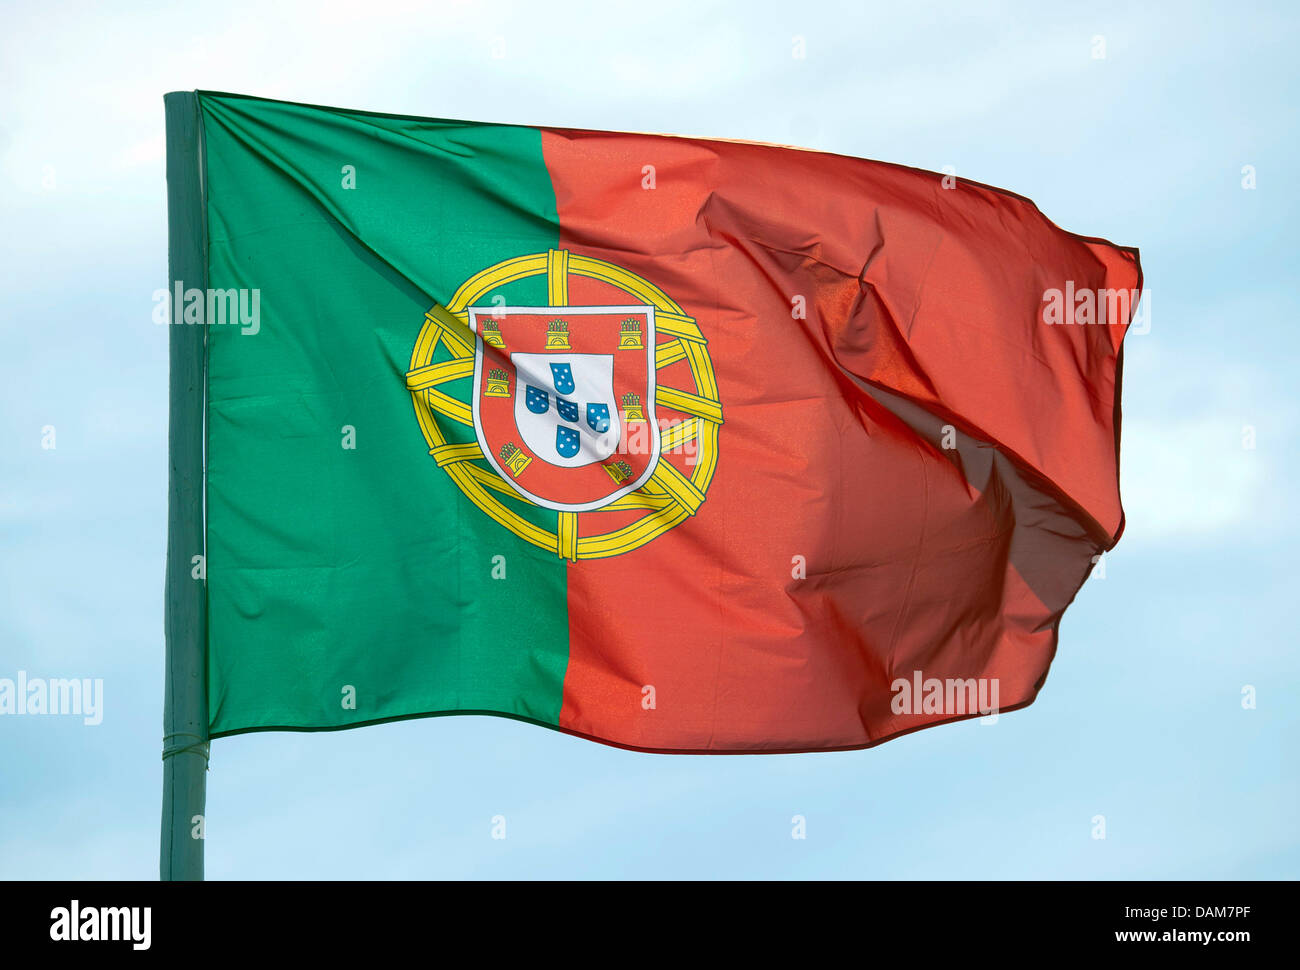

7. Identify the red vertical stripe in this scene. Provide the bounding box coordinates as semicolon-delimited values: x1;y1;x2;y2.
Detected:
541;128;1138;752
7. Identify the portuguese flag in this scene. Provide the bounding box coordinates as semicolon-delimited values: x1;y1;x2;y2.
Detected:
165;91;1140;755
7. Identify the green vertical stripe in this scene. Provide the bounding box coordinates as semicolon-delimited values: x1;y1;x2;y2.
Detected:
198;93;568;736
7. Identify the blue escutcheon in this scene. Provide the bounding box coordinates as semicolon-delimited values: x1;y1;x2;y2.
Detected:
550;362;575;395
556;426;580;458
525;385;549;415
586;402;611;433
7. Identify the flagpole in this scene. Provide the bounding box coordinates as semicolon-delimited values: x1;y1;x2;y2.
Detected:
161;91;208;881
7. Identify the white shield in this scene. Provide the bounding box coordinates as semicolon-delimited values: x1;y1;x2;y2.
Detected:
511;352;622;468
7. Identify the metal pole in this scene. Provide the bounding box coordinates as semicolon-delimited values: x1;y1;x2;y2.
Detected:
161;91;208;881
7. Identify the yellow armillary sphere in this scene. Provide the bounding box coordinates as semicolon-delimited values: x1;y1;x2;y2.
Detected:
406;249;723;560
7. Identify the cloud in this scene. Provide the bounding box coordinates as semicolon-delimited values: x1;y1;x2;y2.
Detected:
1120;416;1265;540
1116;334;1294;547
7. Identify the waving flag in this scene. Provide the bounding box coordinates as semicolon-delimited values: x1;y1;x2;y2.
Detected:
164;91;1141;763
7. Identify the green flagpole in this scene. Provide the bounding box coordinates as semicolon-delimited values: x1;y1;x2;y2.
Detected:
161;91;209;881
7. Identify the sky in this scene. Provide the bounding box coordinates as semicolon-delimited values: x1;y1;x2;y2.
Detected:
0;0;1296;879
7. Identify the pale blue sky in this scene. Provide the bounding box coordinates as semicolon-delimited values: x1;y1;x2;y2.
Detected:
0;0;1295;878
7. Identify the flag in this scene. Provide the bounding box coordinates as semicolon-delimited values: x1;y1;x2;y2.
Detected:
171;91;1141;754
